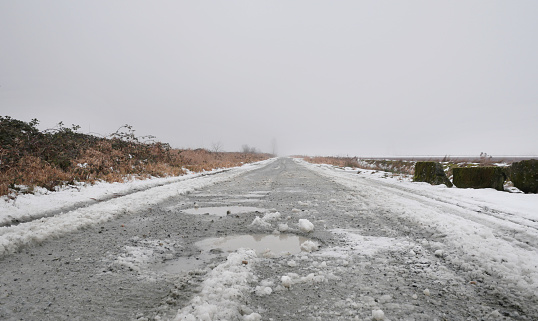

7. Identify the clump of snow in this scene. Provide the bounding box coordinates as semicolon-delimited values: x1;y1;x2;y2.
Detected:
489;310;502;318
243;313;262;321
277;223;289;232
281;275;292;288
254;286;272;297
262;211;281;222
173;249;259;320
298;219;314;233
287;260;297;267
291;208;301;213
250;216;271;229
300;240;319;252
372;309;385;320
250;212;282;229
278;271;330;291
423;288;430;296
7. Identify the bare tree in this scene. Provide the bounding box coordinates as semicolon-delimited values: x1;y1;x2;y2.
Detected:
241;144;258;154
211;141;223;153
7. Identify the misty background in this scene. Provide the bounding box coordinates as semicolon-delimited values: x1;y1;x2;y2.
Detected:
1;1;537;156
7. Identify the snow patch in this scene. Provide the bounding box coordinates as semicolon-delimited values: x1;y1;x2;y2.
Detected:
298;219;314;233
173;249;259;321
300;240;319;252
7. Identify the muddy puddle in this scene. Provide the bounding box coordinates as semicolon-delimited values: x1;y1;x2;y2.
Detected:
181;206;266;217
195;234;313;257
151;250;220;275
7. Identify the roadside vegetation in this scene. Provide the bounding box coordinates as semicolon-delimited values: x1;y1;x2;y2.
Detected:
300;156;416;176
0;116;271;197
299;154;530;182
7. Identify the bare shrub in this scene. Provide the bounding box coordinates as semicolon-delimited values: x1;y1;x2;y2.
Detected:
0;117;272;197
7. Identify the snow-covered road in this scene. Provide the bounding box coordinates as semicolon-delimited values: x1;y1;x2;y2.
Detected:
0;158;536;320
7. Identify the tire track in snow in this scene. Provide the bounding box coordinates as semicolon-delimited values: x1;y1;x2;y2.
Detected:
0;169;232;228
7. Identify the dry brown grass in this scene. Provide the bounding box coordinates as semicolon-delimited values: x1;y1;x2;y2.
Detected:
0;117;272;197
1;156;72;193
300;156;415;175
1;148;271;197
300;156;360;168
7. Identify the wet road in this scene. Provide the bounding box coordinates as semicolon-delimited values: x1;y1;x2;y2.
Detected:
0;158;535;320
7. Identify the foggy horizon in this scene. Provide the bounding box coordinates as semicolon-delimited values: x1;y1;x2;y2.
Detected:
1;1;537;157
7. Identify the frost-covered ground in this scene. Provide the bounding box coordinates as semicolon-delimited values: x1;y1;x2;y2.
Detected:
0;157;536;320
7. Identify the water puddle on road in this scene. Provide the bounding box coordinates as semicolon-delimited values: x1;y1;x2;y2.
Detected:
153;256;206;274
195;234;313;257
181;206;266;217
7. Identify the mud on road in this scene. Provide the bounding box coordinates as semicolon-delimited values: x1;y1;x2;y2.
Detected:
0;158;535;320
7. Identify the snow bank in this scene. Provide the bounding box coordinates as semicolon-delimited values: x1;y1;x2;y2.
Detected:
0;171;210;227
0;159;276;226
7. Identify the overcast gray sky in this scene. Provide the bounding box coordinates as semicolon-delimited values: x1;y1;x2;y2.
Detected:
1;1;537;156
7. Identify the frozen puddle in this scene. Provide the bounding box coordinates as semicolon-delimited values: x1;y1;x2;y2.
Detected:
195;234;313;257
181;206;266;217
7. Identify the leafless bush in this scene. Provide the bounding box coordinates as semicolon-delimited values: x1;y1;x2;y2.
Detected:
0;117;272;197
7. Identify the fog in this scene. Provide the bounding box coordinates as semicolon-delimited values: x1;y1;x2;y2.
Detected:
1;1;537;156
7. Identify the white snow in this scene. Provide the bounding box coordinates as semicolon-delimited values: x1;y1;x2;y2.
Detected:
173;248;259;321
250;211;282;229
300;240;319;252
277;223;289;232
250;216;272;229
281;275;292;288
372;309;385;320
298;218;314;233
254;285;272;296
